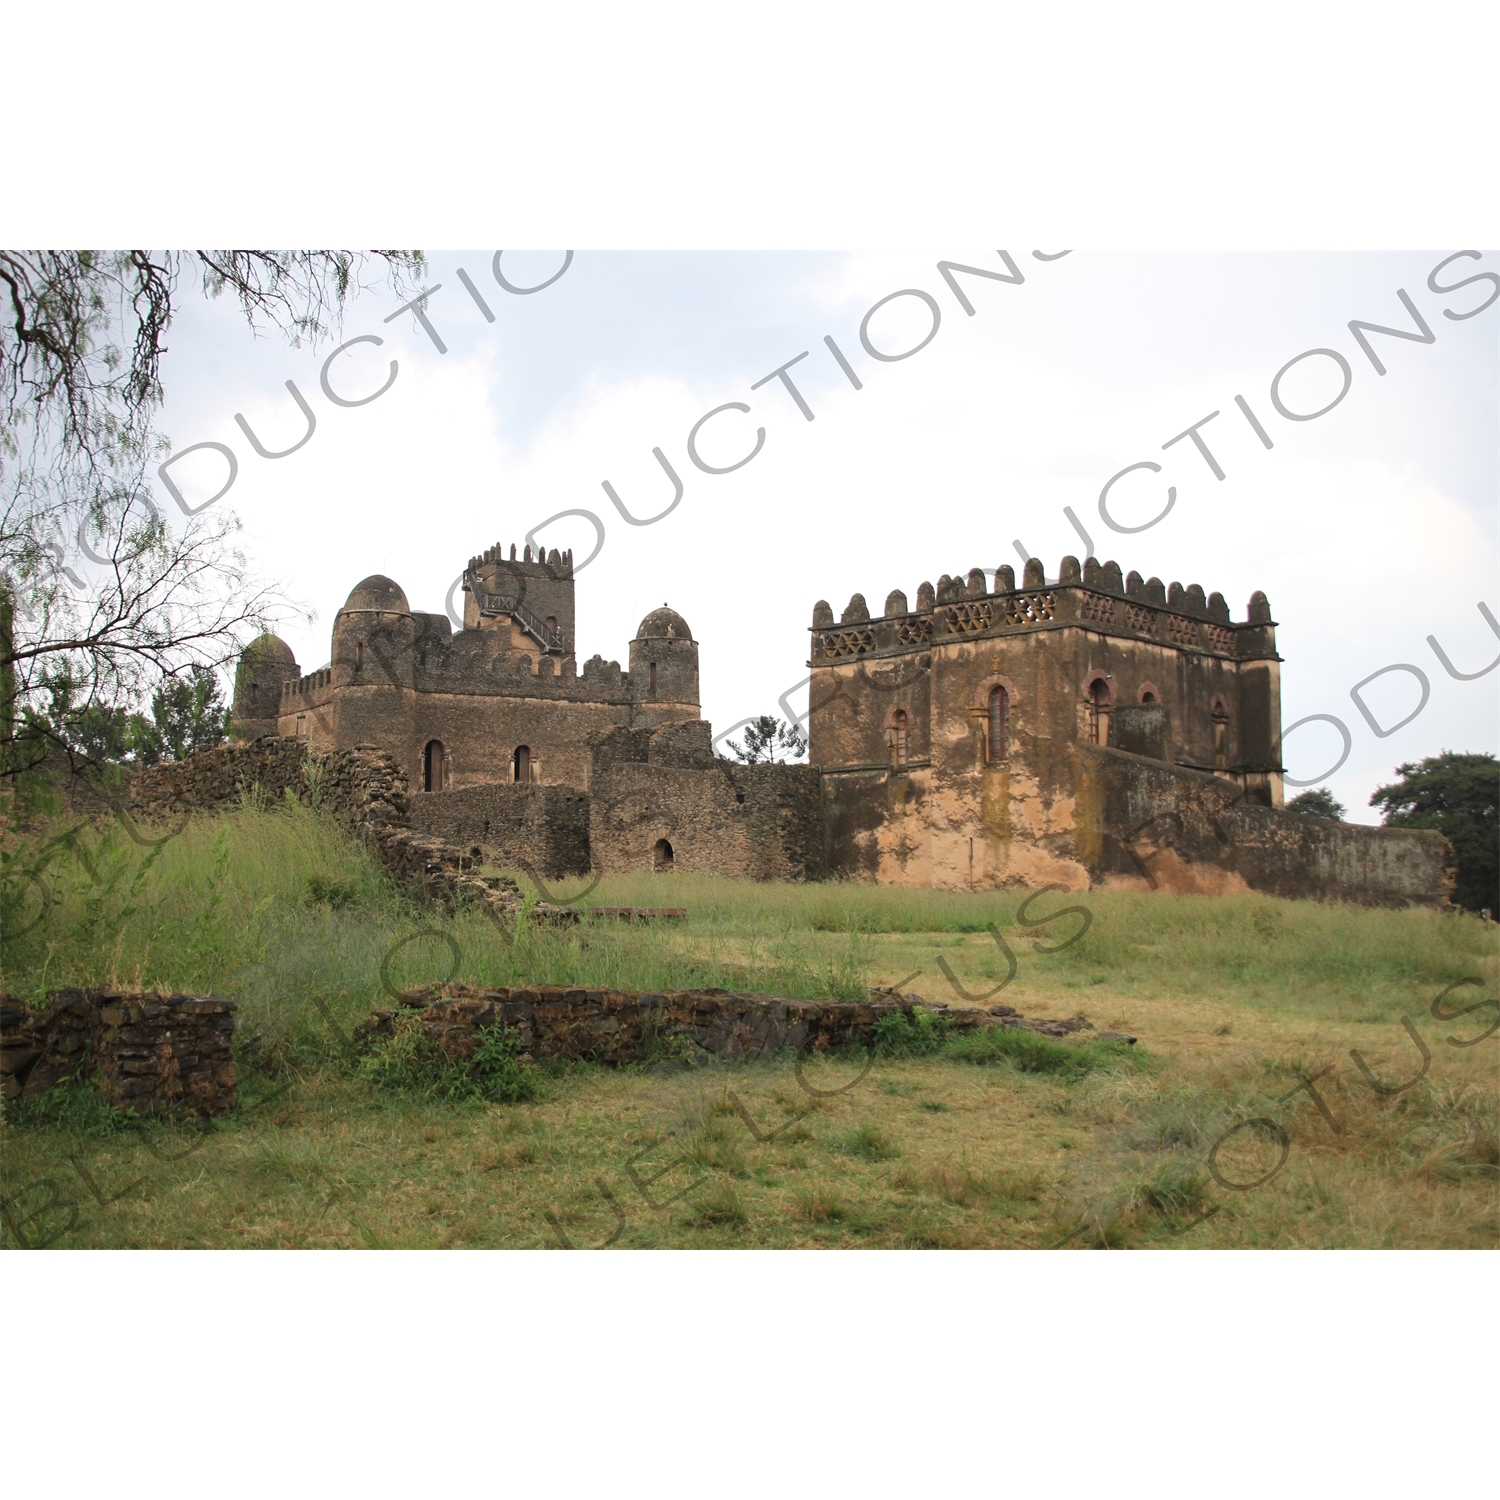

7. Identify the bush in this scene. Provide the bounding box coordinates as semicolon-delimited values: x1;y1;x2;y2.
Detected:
358;1016;542;1105
873;1007;951;1057
945;1025;1141;1077
833;1122;900;1161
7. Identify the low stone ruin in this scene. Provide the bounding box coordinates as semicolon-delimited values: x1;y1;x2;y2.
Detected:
1;990;238;1115
357;984;1132;1065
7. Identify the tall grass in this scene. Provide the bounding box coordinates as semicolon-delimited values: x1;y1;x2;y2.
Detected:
3;807;1494;1056
569;870;1497;1018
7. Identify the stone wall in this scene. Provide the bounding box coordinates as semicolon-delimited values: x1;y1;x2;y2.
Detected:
406;783;590;877
127;738;408;830
1;990;238;1115
360;984;1127;1065
590;761;824;880
821;739;1454;905
1077;745;1455;906
361;985;955;1064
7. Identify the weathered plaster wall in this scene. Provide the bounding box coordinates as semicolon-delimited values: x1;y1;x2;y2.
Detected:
1075;745;1454;906
822;739;1452;906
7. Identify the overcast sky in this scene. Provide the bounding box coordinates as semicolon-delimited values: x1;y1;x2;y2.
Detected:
144;249;1497;822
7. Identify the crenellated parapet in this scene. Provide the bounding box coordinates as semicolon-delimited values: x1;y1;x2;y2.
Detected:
809;555;1278;665
466;540;574;577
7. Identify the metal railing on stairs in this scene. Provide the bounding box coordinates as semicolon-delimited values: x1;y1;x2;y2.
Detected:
462;570;567;652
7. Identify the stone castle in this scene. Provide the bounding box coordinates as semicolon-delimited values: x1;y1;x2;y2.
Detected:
229;541;1450;904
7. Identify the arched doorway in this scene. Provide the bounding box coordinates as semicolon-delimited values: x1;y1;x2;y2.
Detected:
653;838;674;871
1088;678;1112;746
987;685;1009;762
423;739;446;792
513;745;531;783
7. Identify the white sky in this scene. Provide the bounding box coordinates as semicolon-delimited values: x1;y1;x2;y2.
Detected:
141;248;1497;823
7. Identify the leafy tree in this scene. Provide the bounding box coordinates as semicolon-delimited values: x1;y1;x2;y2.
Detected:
1;250;422;780
132;666;229;766
1286;787;1345;820
725;715;808;764
1370;752;1499;913
21;667;134;763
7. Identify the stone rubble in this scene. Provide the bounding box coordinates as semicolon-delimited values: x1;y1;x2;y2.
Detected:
355;985;1136;1065
1;990;238;1114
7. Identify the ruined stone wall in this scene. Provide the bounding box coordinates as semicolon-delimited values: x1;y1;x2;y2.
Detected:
407;783;591;877
1075;745;1453;906
361;983;1118;1066
127;738;408;830
821;739;1452;906
362;985;954;1065
1;991;238;1114
590;761;824;880
127;737;309;814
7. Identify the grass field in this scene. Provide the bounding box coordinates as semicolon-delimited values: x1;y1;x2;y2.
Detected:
3;802;1496;1249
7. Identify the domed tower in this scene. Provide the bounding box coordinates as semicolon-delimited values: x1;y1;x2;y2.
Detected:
230;633;300;740
331;574;414;689
629;605;700;728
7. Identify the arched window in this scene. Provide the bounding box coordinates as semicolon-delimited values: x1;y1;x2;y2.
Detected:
249;680;259;704
653;837;674;871
513;745;531;783
987;685;1009;763
1088;678;1111;746
1139;686;1158;705
648;661;657;695
546;616;558;632
423;739;446;792
355;640;364;670
890;708;910;769
1210;696;1230;769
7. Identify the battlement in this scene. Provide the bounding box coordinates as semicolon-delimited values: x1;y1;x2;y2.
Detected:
284;668;333;699
810;555;1276;665
467;541;574;577
463;540;576;648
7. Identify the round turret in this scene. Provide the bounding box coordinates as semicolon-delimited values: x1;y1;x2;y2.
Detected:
230;632;301;740
341;575;410;614
629;603;699;726
635;605;693;641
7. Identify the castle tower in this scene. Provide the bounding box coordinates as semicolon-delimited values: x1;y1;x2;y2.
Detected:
331;575;416;690
229;633;301;740
463;542;575;655
629;605;699;728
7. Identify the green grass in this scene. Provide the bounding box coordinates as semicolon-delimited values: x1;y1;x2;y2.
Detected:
2;802;1496;1250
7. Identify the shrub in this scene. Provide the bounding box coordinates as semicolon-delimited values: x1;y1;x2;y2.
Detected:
874;1007;951;1058
833;1122;900;1161
686;1182;748;1226
305;875;360;909
945;1026;1141;1077
358;1016;541;1105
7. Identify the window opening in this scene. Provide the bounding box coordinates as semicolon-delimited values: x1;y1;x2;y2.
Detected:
424;739;446;792
891;709;910;769
1089;679;1111;746
987;685;1009;762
